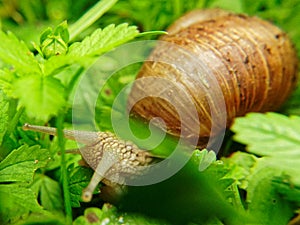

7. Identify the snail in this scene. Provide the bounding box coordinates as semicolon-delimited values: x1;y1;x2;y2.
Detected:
23;9;298;202
22;123;153;202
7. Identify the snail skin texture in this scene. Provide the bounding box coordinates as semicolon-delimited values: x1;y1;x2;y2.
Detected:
23;9;298;202
128;9;298;146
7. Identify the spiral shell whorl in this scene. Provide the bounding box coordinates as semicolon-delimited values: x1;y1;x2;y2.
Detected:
128;9;298;146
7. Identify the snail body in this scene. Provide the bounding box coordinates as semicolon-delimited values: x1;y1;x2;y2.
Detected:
22;124;152;202
128;9;298;146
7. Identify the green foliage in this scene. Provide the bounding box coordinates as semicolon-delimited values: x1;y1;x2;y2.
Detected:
232;112;300;157
68;23;139;57
68;166;95;208
0;145;50;224
73;204;169;225
31;174;64;212
38;21;69;59
227;112;300;224
0;0;299;225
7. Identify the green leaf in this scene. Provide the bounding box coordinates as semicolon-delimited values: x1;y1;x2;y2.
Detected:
12;75;66;121
273;176;300;204
73;204;169;225
120;150;248;224
54;21;69;43
0;91;9;145
31;174;63;211
69;166;95;207
0;184;44;224
68;24;139;57
194;149;217;171
231;113;300;157
222;152;257;189
43;55;82;76
224;151;296;224
0;145;50;183
231;113;300;186
0;31;40;75
245;162;295;225
40;21;69;59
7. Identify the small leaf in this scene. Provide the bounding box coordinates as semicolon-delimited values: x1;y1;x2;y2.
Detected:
69;166;94;207
222;152;257;189
0;31;40;75
12;75;66;121
40;22;70;59
231;113;300;186
231;112;300;157
40;27;53;44
0;145;50;183
194;149;217;171
31;174;64;211
54;21;69;43
68;24;139;57
0;184;44;224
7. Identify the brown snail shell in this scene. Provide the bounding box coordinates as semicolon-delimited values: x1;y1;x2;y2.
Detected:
128;9;298;146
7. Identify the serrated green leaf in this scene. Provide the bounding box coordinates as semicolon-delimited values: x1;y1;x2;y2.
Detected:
0;184;44;224
68;24;139;57
0;145;50;183
231;113;300;186
222;152;257;189
31;174;63;211
0;31;40;75
12;75;66;121
231;112;300;157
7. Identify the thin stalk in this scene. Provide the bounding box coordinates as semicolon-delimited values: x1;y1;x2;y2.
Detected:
56;113;72;224
69;0;118;41
7;106;24;135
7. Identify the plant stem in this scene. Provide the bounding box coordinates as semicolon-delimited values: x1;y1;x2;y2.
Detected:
69;0;118;41
56;113;72;224
6;105;24;137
